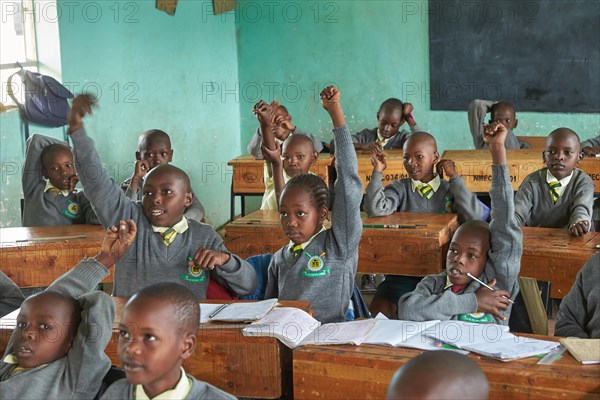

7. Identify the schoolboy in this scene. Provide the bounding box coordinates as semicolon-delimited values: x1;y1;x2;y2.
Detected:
22;133;99;226
386;350;489;400
100;282;236;399
0;271;24;318
121;129;206;222
555;253;600;339
254;100;318;210
397;122;521;325
246;101;323;157
468;99;530;149
67;95;257;299
365;132;489;317
581;135;600;157
514;128;594;236
0;219;136;399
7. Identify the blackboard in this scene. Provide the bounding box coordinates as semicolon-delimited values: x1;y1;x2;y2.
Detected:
428;0;600;113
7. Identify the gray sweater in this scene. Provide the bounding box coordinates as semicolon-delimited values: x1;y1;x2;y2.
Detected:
352;124;422;149
0;271;23;318
264;125;363;323
468;99;530;150
120;176;206;222
100;375;237;400
555;253;600;339
514;168;594;228
397;165;522;325
582;135;600;148
365;174;486;224
246;127;323;157
71;128;257;298
0;259;114;400
22;134;99;227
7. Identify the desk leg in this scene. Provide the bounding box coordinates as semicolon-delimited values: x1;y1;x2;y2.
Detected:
241;195;246;217
230;183;235;222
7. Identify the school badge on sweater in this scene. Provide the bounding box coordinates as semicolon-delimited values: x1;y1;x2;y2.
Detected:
180;256;207;283
457;312;494;323
62;201;80;219
300;251;330;277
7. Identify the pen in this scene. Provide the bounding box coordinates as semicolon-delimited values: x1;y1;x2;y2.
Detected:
362;224;426;229
208;304;229;319
466;272;515;304
16;235;87;242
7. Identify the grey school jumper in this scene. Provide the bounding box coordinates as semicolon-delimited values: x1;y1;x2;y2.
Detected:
120;176;206;222
514;168;594;228
0;270;23;318
264;124;363;323
352;124;422;149
22;134;99;227
365;173;486;223
71;128;257;298
0;259;114;400
468;99;530;149
397;165;522;325
582;135;600;148
555;253;600;339
100;375;237;400
246;127;323;157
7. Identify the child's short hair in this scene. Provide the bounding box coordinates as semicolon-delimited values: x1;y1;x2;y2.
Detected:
134;282;199;335
138;129;171;150
548;127;581;146
403;131;438;150
490;101;515;117
378;98;404;113
145;164;192;192
283;133;317;153
40;143;72;167
283;174;329;210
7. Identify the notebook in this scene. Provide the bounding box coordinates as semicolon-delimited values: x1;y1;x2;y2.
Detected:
205;298;278;323
559;338;600;364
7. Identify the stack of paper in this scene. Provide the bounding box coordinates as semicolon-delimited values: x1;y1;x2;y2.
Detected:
205;299;278;323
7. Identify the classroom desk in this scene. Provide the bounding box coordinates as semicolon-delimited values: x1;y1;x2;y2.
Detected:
0;298;311;399
227;154;333;220
0;224;109;288
518;135;548;150
292;338;600;399
355;149;408;191
521;227;600;298
224;210;459;276
443;149;600;193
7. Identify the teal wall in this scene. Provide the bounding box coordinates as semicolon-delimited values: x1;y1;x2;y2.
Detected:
1;0;599;228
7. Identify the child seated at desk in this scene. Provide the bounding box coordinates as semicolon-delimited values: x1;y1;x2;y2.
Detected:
555;253;600;339
22;133;99;227
254;100;319;210
68;95;257;299
246;101;323;157
0;271;23;318
364;132;489;318
0;218;136;399
101;282;235;400
582;135;600;157
264;86;363;323
468;99;530;149
397;122;521;325
121;129;206;222
386;350;489;400
514;128;594;236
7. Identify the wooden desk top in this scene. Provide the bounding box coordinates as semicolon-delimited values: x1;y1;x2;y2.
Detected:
225;210;458;275
355;149;408;191
521;227;600;298
227;154;333;194
518;136;548;150
293;338;600;399
0;225;109;288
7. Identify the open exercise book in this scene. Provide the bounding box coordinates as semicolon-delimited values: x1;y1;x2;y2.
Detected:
242;308;559;361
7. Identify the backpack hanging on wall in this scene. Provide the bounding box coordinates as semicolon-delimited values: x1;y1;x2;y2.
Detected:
7;63;73;140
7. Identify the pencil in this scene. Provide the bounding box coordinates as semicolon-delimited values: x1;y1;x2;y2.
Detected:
362;224;426;229
466;272;515;304
208;304;229;319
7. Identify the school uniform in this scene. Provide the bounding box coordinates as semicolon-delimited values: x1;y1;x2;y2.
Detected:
260;167;291;210
0;259;114;399
468;99;530;150
397;164;522;325
101;368;236;400
514;168;594;228
22;134;99;227
0;271;23;318
582;135;600;148
351;124;422;149
71;127;257;299
246;127;323;157
120;176;207;222
555;253;600;338
264;124;363;323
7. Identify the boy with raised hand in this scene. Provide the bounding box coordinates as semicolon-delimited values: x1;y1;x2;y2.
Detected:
468;99;530;149
67;95;257;299
397;122;522;325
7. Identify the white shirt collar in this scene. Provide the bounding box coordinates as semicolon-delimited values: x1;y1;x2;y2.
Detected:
410;174;441;193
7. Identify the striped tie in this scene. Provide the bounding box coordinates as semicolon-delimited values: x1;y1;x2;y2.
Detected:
291;244;303;257
159;228;177;246
418;184;433;200
549;181;561;203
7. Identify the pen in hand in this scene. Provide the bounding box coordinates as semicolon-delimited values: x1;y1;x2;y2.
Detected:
466;272;515;304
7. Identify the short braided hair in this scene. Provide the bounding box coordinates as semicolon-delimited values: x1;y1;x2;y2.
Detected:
282;173;329;210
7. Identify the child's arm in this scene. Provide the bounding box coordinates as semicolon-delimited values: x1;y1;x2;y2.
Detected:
0;271;24;318
262;143;285;208
76;192;101;225
437;159;488;222
513;180;534;227
22;134;67;200
125;158;150;199
68;95;136;228
364;151;406;216
320;86;363;257
183;193;206;223
263;259;279;299
568;176;594;236
467;99;494;149
582;135;600;157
